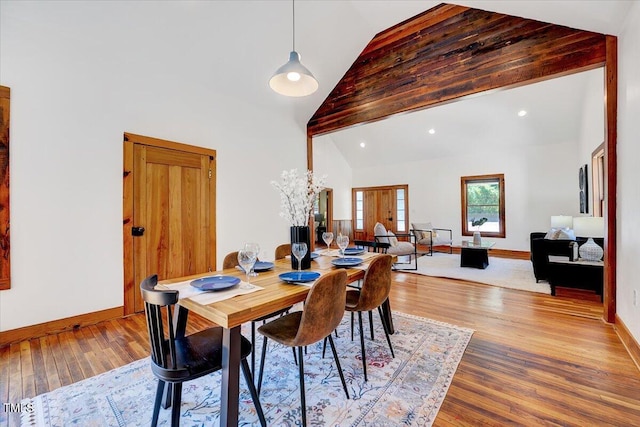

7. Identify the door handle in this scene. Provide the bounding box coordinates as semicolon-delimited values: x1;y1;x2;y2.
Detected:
132;226;145;237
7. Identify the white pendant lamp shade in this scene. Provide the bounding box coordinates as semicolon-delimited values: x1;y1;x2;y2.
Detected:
269;51;318;97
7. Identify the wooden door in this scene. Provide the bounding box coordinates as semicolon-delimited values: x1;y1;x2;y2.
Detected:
123;133;216;314
353;185;407;241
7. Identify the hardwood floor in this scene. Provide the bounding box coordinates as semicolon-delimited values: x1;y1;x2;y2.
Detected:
2;274;639;426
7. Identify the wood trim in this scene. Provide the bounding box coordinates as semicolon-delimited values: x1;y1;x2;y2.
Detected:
0;307;123;347
460;174;506;238
604;35;617;323
614;313;640;372
591;142;605;217
0;86;10;290
122;138;134;314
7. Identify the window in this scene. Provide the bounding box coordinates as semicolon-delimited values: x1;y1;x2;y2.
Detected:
396;188;406;232
355;190;364;230
461;174;505;238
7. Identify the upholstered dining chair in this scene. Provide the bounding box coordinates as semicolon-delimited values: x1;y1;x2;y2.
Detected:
257;269;350;427
345;254;395;381
274;243;291;260
140;275;266;427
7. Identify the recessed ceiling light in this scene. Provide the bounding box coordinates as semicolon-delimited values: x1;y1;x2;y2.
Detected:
359;141;366;148
518;110;527;117
428;128;435;134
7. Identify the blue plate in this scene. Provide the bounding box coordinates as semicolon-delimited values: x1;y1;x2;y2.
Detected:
331;257;364;267
279;271;320;283
310;252;320;260
190;275;241;291
344;247;365;255
253;261;274;272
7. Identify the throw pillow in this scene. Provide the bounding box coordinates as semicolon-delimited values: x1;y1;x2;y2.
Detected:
544;228;561;240
387;231;399;247
556;228;576;240
420;229;438;242
374;222;389;244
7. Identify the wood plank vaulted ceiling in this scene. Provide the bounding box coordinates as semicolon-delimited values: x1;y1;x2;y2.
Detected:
308;3;606;136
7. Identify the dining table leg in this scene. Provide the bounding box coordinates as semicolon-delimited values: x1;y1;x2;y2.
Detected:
220;325;242;426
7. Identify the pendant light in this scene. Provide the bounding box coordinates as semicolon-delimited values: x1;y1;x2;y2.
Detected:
269;0;318;97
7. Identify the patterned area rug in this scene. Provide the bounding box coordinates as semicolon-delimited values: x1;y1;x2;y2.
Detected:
411;253;551;294
21;312;473;426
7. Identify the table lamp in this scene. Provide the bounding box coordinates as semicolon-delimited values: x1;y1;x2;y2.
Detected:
573;216;605;261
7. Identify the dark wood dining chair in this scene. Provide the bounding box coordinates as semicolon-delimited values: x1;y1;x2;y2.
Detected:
344;254;395;381
257;269;350;427
140;275;266;427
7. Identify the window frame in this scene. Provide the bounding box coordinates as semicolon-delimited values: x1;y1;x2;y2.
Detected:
460;173;505;238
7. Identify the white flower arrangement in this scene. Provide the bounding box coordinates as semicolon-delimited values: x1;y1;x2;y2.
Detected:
271;169;326;227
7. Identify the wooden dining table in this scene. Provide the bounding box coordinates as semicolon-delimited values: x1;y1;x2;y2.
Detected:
158;250;393;426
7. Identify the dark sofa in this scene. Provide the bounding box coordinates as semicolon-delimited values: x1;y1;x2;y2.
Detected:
529;232;604;282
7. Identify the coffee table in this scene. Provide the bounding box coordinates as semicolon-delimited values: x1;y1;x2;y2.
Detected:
460;241;495;269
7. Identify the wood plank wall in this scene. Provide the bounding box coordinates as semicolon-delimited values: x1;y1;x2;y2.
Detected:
308;3;606;136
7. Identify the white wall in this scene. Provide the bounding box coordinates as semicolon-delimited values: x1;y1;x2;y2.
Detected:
313;135;353;220
577;68;606;214
350;141;579;251
0;2;307;331
617;1;640;343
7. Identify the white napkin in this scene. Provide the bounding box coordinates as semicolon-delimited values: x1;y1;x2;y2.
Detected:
161;278;263;305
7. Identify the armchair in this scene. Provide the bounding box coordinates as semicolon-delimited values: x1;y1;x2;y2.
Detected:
411;222;453;255
373;222;417;270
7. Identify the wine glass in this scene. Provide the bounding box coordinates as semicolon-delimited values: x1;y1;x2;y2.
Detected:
336;234;349;259
322;231;334;252
291;242;308;273
237;248;257;286
244;242;260;276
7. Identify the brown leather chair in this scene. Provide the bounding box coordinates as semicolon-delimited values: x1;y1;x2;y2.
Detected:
222;251;239;270
274;243;291;260
345;254;395;381
257;269;349;427
140;275;266;427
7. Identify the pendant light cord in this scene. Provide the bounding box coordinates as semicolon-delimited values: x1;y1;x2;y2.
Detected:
292;0;296;51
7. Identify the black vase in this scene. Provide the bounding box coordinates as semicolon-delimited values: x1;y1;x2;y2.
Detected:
290;226;311;270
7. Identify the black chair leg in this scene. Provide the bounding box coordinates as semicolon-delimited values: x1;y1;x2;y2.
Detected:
151;380;164;427
322;336;328;358
293;347;298;365
170;382;182;427
162;382;173;409
351;312;354;341
251;321;257;375
378;306;395;358
241;358;267;427
358;311;367;381
298;346;307;427
368;310;374;340
257;336;268;395
327;334;349;399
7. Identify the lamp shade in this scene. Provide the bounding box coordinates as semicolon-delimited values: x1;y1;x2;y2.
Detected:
269;51;318;97
550;215;573;229
573;216;605;238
